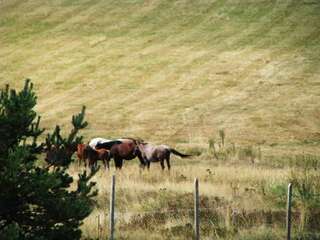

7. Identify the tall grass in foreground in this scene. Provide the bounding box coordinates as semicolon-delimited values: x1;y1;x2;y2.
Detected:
67;149;320;239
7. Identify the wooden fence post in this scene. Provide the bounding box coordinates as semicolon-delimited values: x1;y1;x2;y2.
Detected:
286;183;293;240
97;214;100;240
109;175;115;240
194;178;200;240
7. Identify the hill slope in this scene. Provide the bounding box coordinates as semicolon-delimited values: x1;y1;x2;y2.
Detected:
1;0;320;153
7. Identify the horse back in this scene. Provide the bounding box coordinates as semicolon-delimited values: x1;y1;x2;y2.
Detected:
154;147;170;160
141;144;169;162
111;140;137;160
96;148;110;160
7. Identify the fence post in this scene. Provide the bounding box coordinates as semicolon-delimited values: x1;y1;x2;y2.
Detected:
194;178;200;240
286;183;293;240
109;175;115;240
97;214;100;240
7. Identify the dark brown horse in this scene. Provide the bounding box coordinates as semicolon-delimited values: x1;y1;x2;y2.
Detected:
137;143;191;170
85;145;110;169
108;138;145;169
45;142;78;166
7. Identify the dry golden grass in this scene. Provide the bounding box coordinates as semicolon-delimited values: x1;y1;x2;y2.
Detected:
2;0;320;238
65;158;291;239
1;0;320;157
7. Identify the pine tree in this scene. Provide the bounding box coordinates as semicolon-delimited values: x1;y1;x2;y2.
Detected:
44;106;88;167
0;80;97;240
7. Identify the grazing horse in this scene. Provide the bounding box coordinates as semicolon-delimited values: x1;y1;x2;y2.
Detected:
108;138;145;169
137;143;191;170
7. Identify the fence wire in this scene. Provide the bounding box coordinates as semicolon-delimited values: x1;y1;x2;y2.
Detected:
82;178;320;240
84;205;300;240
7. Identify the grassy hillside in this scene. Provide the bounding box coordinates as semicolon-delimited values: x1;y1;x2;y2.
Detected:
1;0;320;153
2;1;320;239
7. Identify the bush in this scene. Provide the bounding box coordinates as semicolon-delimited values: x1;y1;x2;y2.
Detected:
262;167;320;233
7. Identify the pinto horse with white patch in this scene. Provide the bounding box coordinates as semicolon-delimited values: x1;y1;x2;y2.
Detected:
89;137;122;150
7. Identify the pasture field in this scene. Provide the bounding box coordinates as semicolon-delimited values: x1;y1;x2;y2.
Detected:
1;0;320;239
1;0;320;151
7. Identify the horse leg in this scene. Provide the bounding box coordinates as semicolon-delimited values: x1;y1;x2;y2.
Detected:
83;146;89;168
85;156;90;171
93;159;96;169
114;157;119;169
103;158;109;170
85;157;90;169
93;156;97;170
102;159;106;170
160;160;165;170
105;152;111;170
147;161;150;170
166;155;171;170
87;161;92;172
137;152;147;170
106;159;110;170
118;159;123;169
89;154;98;172
89;158;94;172
114;157;123;170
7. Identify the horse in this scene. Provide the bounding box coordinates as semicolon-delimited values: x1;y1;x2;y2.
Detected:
45;142;78;167
89;137;122;150
77;143;110;169
137;142;191;170
85;145;110;169
108;138;145;169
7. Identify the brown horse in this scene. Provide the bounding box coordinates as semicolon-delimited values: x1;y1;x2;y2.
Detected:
77;138;122;168
137;143;191;170
108;138;145;169
77;143;110;169
85;145;110;169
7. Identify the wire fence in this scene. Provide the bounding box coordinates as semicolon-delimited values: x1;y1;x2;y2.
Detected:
86;208;296;239
82;177;320;240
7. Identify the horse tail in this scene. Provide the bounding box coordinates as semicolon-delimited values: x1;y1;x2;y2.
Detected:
169;148;191;158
